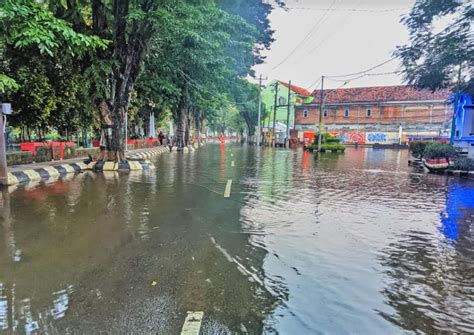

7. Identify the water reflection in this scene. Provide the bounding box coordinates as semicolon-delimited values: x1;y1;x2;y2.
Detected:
1;146;473;333
378;178;474;333
0;147;280;333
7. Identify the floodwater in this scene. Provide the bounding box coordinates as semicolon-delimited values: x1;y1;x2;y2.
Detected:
1;144;474;334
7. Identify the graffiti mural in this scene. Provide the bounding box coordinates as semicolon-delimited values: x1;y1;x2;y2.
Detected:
366;132;400;144
329;131;400;144
330;131;366;144
366;132;387;143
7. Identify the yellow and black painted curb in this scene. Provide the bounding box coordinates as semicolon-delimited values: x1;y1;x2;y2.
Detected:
5;159;156;186
3;143;207;186
7;162;89;186
93;160;156;171
126;146;169;160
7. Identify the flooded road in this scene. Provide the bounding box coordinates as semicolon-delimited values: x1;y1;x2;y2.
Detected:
1;144;474;334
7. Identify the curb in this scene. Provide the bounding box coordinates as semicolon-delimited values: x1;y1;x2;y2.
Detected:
4;159;156;186
7;162;87;185
126;146;169;160
93;160;156;171
3;143;206;186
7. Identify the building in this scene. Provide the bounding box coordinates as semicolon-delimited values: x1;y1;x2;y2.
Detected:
452;94;474;158
261;80;313;130
294;85;451;144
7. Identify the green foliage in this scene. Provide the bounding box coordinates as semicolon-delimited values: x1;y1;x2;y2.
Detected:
320;143;346;152
1;0;277;145
322;133;340;144
452;157;474;171
409;141;427;158
0;74;19;94
307;142;345;152
395;0;474;95
1;0;108;56
423;143;457;159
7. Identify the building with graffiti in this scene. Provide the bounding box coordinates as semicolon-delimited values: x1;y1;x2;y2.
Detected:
294;85;451;145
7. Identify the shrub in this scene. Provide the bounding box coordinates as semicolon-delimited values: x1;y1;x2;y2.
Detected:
63;144;76;159
322;133;340;143
423;143;456;159
409;141;427;158
7;151;34;166
76;147;100;158
35;146;52;162
320;143;345;152
452;157;474;171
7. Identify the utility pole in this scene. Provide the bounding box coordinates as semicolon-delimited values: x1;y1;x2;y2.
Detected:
286;80;292;148
272;81;279;147
317;76;325;152
0;104;9;186
257;74;263;146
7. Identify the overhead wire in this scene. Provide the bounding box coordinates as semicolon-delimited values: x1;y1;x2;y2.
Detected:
285;6;409;13
178;70;259;106
323;16;467;80
271;0;339;72
306;0;363;56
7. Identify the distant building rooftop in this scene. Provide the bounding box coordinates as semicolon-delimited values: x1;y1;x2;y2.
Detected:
277;80;312;97
311;85;451;104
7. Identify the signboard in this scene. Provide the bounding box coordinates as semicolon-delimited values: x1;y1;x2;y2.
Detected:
2;103;12;115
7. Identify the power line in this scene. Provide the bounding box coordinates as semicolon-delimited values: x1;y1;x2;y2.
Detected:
324;16;467;79
326;70;401;82
326;58;396;78
306;0;363;56
178;70;259;106
271;0;339;72
286;6;409;13
305;77;322;91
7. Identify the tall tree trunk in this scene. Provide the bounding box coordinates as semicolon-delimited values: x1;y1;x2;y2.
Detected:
92;0;155;161
175;108;187;149
185;113;191;146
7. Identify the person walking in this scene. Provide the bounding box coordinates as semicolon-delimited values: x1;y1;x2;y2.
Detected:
158;131;165;146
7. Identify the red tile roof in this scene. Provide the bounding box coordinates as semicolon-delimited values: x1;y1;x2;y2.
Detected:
311;85;451;104
277;80;312;97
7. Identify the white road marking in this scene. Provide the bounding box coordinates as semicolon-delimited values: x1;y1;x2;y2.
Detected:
181;311;204;335
224;179;232;198
231;161;235;167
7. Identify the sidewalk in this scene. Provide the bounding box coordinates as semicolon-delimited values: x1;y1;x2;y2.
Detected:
7;146;168;172
3;146;170;186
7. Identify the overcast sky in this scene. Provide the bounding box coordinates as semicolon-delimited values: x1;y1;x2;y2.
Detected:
253;0;416;90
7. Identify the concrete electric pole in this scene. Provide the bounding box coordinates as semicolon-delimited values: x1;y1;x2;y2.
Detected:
257;75;263;146
317;76;325;152
272;81;279;147
0;103;11;186
285;80;292;148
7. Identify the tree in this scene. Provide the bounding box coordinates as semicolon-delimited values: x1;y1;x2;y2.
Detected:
395;0;474;95
137;0;260;148
0;0;107;91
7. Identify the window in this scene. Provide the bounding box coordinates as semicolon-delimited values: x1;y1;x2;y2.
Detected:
279;97;287;105
344;108;350;117
367;108;372;117
323;109;328;117
303;109;308;118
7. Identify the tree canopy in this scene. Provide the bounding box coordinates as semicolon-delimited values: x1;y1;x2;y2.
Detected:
1;0;279;153
395;0;474;95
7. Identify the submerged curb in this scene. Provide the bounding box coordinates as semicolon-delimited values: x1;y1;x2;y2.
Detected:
5;160;156;186
7;162;88;185
3;143;206;186
126;146;169;160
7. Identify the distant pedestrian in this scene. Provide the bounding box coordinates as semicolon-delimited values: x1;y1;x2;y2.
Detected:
158;131;165;146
